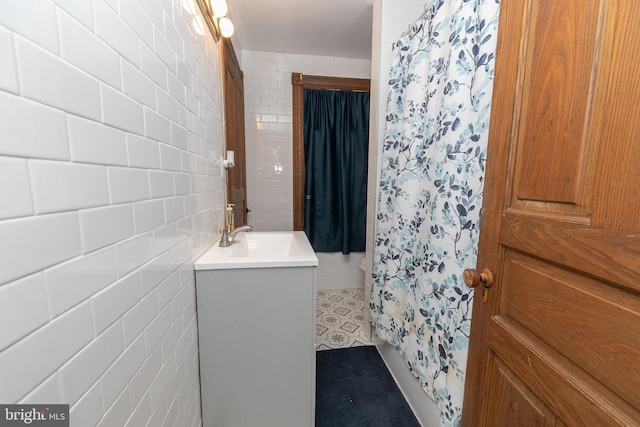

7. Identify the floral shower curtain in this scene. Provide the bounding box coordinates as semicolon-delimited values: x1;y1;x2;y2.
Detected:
370;0;500;425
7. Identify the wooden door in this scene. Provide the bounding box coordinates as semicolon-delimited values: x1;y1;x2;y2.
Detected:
223;39;248;226
463;1;640;425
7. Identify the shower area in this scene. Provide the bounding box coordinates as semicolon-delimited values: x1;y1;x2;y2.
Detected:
365;0;500;426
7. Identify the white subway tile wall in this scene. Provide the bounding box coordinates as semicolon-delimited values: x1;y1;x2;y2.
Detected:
17;36;102;120
315;253;365;291
240;50;370;290
0;156;34;219
0;91;71;160
0;27;20;94
0;1;224;427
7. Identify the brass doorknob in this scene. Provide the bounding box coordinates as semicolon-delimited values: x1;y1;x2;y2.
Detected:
463;268;494;288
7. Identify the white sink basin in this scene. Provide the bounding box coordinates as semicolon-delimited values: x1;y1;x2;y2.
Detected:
230;232;295;258
194;231;318;270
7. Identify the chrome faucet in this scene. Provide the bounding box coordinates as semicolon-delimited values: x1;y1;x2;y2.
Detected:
219;225;253;247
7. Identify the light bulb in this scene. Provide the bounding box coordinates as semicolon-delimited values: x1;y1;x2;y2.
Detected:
210;0;228;17
219;17;234;38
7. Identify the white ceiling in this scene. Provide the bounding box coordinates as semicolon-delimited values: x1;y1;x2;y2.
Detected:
227;0;374;60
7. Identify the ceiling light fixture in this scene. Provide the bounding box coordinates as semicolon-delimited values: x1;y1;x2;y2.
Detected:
210;0;228;18
207;0;234;38
218;17;234;38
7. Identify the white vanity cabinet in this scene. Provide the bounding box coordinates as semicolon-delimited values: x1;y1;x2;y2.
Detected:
194;232;318;427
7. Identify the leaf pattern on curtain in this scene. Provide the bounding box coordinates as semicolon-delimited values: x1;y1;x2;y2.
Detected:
370;0;500;425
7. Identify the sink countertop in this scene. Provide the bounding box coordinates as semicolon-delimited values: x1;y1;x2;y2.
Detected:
194;231;318;270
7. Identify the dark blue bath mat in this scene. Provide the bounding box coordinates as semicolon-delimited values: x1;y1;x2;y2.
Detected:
315;345;421;426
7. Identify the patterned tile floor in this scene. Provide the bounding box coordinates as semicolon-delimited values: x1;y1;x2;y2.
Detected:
316;288;374;350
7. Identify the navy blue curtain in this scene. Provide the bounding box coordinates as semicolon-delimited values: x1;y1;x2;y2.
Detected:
303;88;370;253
